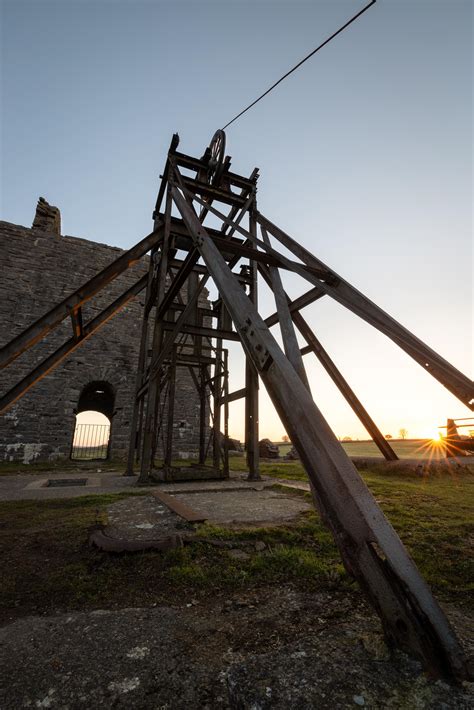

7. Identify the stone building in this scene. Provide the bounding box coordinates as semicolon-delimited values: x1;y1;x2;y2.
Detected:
0;198;208;464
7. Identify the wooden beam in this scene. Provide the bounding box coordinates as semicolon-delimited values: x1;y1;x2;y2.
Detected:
0;274;148;414
259;229;309;388
293;310;398;461
257;212;474;411
259;262;398;462
1;226;162;370
264;286;325;327
222;387;246;405
172;180;469;680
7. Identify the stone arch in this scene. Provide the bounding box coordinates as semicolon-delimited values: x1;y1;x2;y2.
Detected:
77;381;115;419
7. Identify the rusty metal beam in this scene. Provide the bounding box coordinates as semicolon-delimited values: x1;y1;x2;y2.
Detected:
138;191;172;483
0;226;162;370
245;206;260;481
161;321;240;342
171;179;469;682
125;263;156;476
0;274;148;414
69;307;83;340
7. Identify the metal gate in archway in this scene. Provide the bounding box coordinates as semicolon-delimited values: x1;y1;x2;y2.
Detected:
70;423;110;460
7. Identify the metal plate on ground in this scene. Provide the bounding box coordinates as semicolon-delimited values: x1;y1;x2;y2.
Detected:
47;478;88;487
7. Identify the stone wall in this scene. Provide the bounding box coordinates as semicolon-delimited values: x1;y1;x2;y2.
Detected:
0;201;209;464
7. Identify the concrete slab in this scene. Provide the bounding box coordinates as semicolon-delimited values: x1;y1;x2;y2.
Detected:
171;488;312;525
105;495;193;541
0;470;273;502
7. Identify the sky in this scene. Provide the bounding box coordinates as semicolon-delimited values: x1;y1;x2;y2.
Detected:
1;0;472;442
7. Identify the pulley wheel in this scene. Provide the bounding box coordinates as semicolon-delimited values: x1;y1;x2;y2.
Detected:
207;129;226;186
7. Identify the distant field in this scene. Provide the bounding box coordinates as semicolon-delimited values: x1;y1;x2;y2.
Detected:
275;439;446;460
71;445;108;461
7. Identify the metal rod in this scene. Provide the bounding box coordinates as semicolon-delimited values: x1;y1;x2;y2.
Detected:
245;206;260;481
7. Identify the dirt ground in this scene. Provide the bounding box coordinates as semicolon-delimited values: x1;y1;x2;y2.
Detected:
1;584;473;710
1;464;473;708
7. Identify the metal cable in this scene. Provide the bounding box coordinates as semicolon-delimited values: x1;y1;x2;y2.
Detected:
222;0;376;130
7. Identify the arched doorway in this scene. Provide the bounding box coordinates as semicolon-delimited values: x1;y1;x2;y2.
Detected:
71;382;115;460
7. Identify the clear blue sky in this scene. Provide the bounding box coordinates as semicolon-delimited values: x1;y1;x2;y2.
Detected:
1;0;472;440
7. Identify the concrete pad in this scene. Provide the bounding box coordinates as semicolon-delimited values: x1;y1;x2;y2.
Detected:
171;488;312;525
97;487;310;548
105;495;191;542
0;470;277;502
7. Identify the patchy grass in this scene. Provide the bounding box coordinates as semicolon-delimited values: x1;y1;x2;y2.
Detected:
0;487;348;625
274;439;451;460
257;461;474;600
0;459;125;476
0;465;472;624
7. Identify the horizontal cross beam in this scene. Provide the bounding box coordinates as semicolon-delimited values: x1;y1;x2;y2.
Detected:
221;387;246;405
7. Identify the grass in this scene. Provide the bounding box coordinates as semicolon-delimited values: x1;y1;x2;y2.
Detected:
276;439;449;460
0;460;472;623
0;438;448;478
0;459;124;476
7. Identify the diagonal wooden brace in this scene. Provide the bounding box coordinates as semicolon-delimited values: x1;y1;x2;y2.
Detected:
257;213;474;410
171;181;469;682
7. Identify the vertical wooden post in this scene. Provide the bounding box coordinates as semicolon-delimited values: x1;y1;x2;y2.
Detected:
213;313;223;473
199;364;207;465
164;348;177;474
245;205;260;480
124;259;156;475
223;348;230;477
137;189;172;484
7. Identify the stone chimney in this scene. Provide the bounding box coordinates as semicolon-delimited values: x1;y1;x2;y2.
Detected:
32;196;61;236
